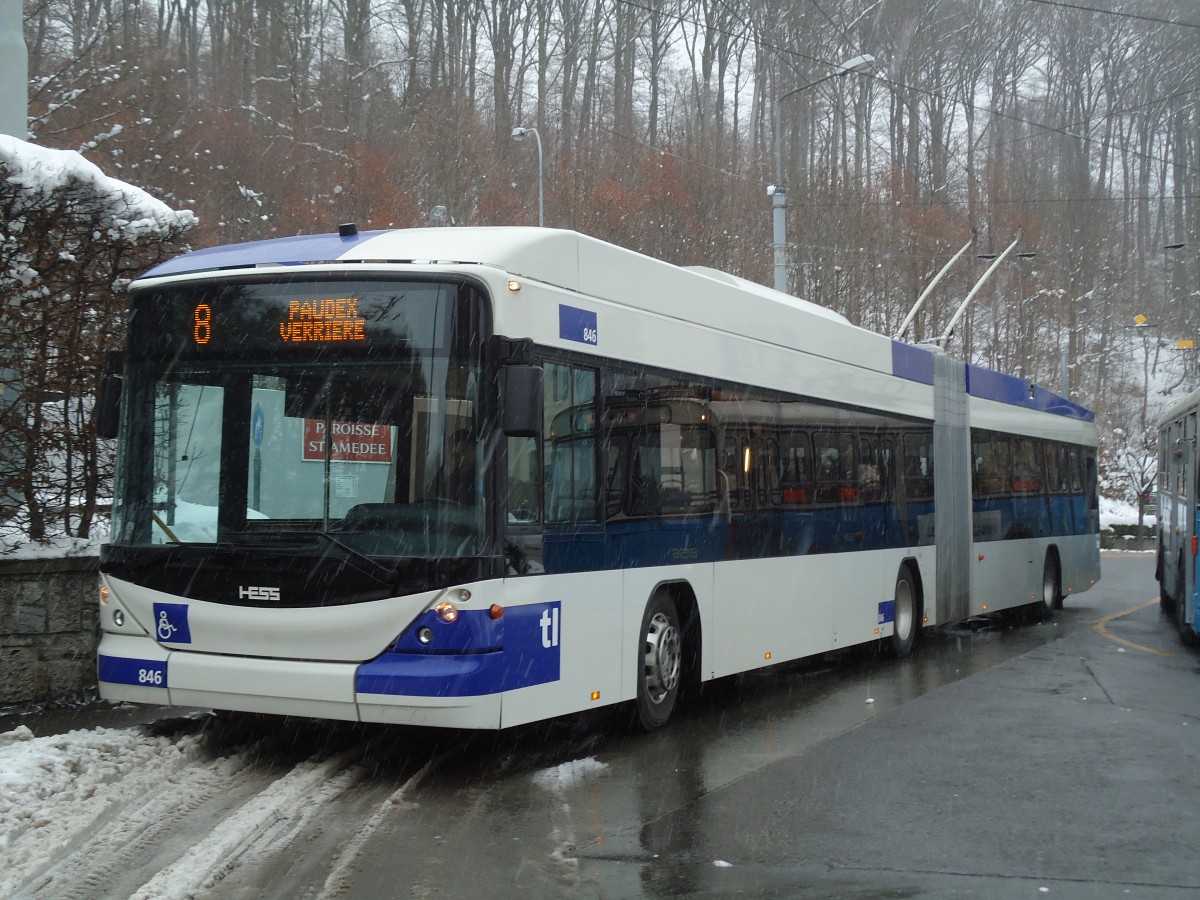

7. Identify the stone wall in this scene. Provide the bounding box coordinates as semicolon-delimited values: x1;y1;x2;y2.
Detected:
0;557;99;706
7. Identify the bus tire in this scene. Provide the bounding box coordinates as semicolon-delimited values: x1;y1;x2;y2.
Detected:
1040;550;1063;616
1158;548;1175;613
886;566;920;658
633;592;683;731
1175;557;1198;647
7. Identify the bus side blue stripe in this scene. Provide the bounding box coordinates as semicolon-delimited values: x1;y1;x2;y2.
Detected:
966;364;1094;422
891;341;936;385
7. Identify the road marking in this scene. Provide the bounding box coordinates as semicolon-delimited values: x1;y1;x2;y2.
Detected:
1092;597;1175;657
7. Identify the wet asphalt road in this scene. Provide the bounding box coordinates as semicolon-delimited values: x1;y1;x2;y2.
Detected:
6;553;1198;899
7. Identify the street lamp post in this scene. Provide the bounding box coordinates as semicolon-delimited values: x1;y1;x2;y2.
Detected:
511;126;543;227
770;53;875;294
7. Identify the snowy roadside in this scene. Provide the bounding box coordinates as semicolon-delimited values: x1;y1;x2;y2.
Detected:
0;724;206;894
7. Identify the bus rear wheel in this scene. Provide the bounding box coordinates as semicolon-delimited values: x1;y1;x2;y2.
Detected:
886;567;919;658
633;593;683;731
1040;551;1063;617
1175;557;1198;647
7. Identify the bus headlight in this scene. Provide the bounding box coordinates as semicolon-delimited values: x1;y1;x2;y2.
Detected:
417;626;434;645
113;609;125;627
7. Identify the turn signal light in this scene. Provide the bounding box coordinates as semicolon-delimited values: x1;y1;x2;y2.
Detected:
434;602;458;623
99;585;110;605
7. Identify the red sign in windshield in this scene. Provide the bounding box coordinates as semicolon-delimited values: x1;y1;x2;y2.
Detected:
302;420;392;463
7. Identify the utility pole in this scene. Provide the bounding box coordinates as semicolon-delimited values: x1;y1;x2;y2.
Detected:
0;0;28;520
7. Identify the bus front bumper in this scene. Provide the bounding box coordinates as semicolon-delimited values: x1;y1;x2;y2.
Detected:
97;633;503;729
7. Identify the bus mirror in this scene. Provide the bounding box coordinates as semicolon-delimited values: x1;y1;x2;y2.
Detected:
96;375;122;439
503;365;543;437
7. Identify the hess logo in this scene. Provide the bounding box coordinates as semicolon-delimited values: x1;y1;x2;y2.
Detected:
238;585;281;602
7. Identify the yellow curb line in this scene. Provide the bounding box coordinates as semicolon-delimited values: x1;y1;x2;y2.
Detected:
1092;597;1175;657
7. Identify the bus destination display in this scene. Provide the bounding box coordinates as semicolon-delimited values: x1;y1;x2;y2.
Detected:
132;279;459;358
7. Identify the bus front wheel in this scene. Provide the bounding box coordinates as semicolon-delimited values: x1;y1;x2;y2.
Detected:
633;593;683;731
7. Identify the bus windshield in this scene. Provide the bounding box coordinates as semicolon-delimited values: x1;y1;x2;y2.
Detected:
111;277;488;560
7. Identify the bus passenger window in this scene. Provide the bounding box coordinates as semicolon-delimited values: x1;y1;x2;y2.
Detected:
974;436;1010;496
544;363;597;523
721;434;743;510
902;433;934;500
506;436;540;524
1045;444;1065;494
780;431;813;504
815;432;858;503
1011;439;1041;492
859;437;882;502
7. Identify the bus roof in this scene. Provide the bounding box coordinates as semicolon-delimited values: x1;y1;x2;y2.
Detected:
139;226;851;325
1157;385;1200;427
137;226;1092;426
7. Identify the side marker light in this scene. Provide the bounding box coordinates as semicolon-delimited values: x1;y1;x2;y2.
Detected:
981;603;988;610
488;604;504;619
764;651;772;660
590;691;600;701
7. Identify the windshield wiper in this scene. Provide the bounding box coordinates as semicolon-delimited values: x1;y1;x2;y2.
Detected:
294;530;399;580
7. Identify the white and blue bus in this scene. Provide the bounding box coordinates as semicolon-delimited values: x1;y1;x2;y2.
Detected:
97;227;1100;730
1156;386;1199;644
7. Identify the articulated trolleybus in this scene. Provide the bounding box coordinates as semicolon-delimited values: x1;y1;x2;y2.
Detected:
97;227;1100;730
1156;386;1200;644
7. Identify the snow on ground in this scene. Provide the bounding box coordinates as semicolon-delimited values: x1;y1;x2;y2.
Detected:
1099;496;1155;529
0;723;204;894
531;756;609;791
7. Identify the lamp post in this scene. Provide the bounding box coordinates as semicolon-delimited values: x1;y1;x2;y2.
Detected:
511;126;543;227
770;53;875;294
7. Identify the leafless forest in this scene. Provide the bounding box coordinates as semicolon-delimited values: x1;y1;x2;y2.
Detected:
15;0;1200;520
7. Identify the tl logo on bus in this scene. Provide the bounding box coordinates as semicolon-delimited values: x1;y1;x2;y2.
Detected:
539;606;561;648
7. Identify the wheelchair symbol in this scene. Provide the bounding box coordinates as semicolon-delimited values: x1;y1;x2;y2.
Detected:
157;610;178;641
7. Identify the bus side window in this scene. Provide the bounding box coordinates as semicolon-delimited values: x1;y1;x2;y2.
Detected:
975;435;1010;496
815;432;858;503
544;363;598;523
1045;444;1064;494
721;434;742;510
859;436;882;502
1068;446;1083;493
1012;438;1041;492
506;435;541;525
780;430;813;504
902;433;934;500
603;437;628;519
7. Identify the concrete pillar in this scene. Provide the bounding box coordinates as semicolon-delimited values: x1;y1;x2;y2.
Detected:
0;0;28;139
